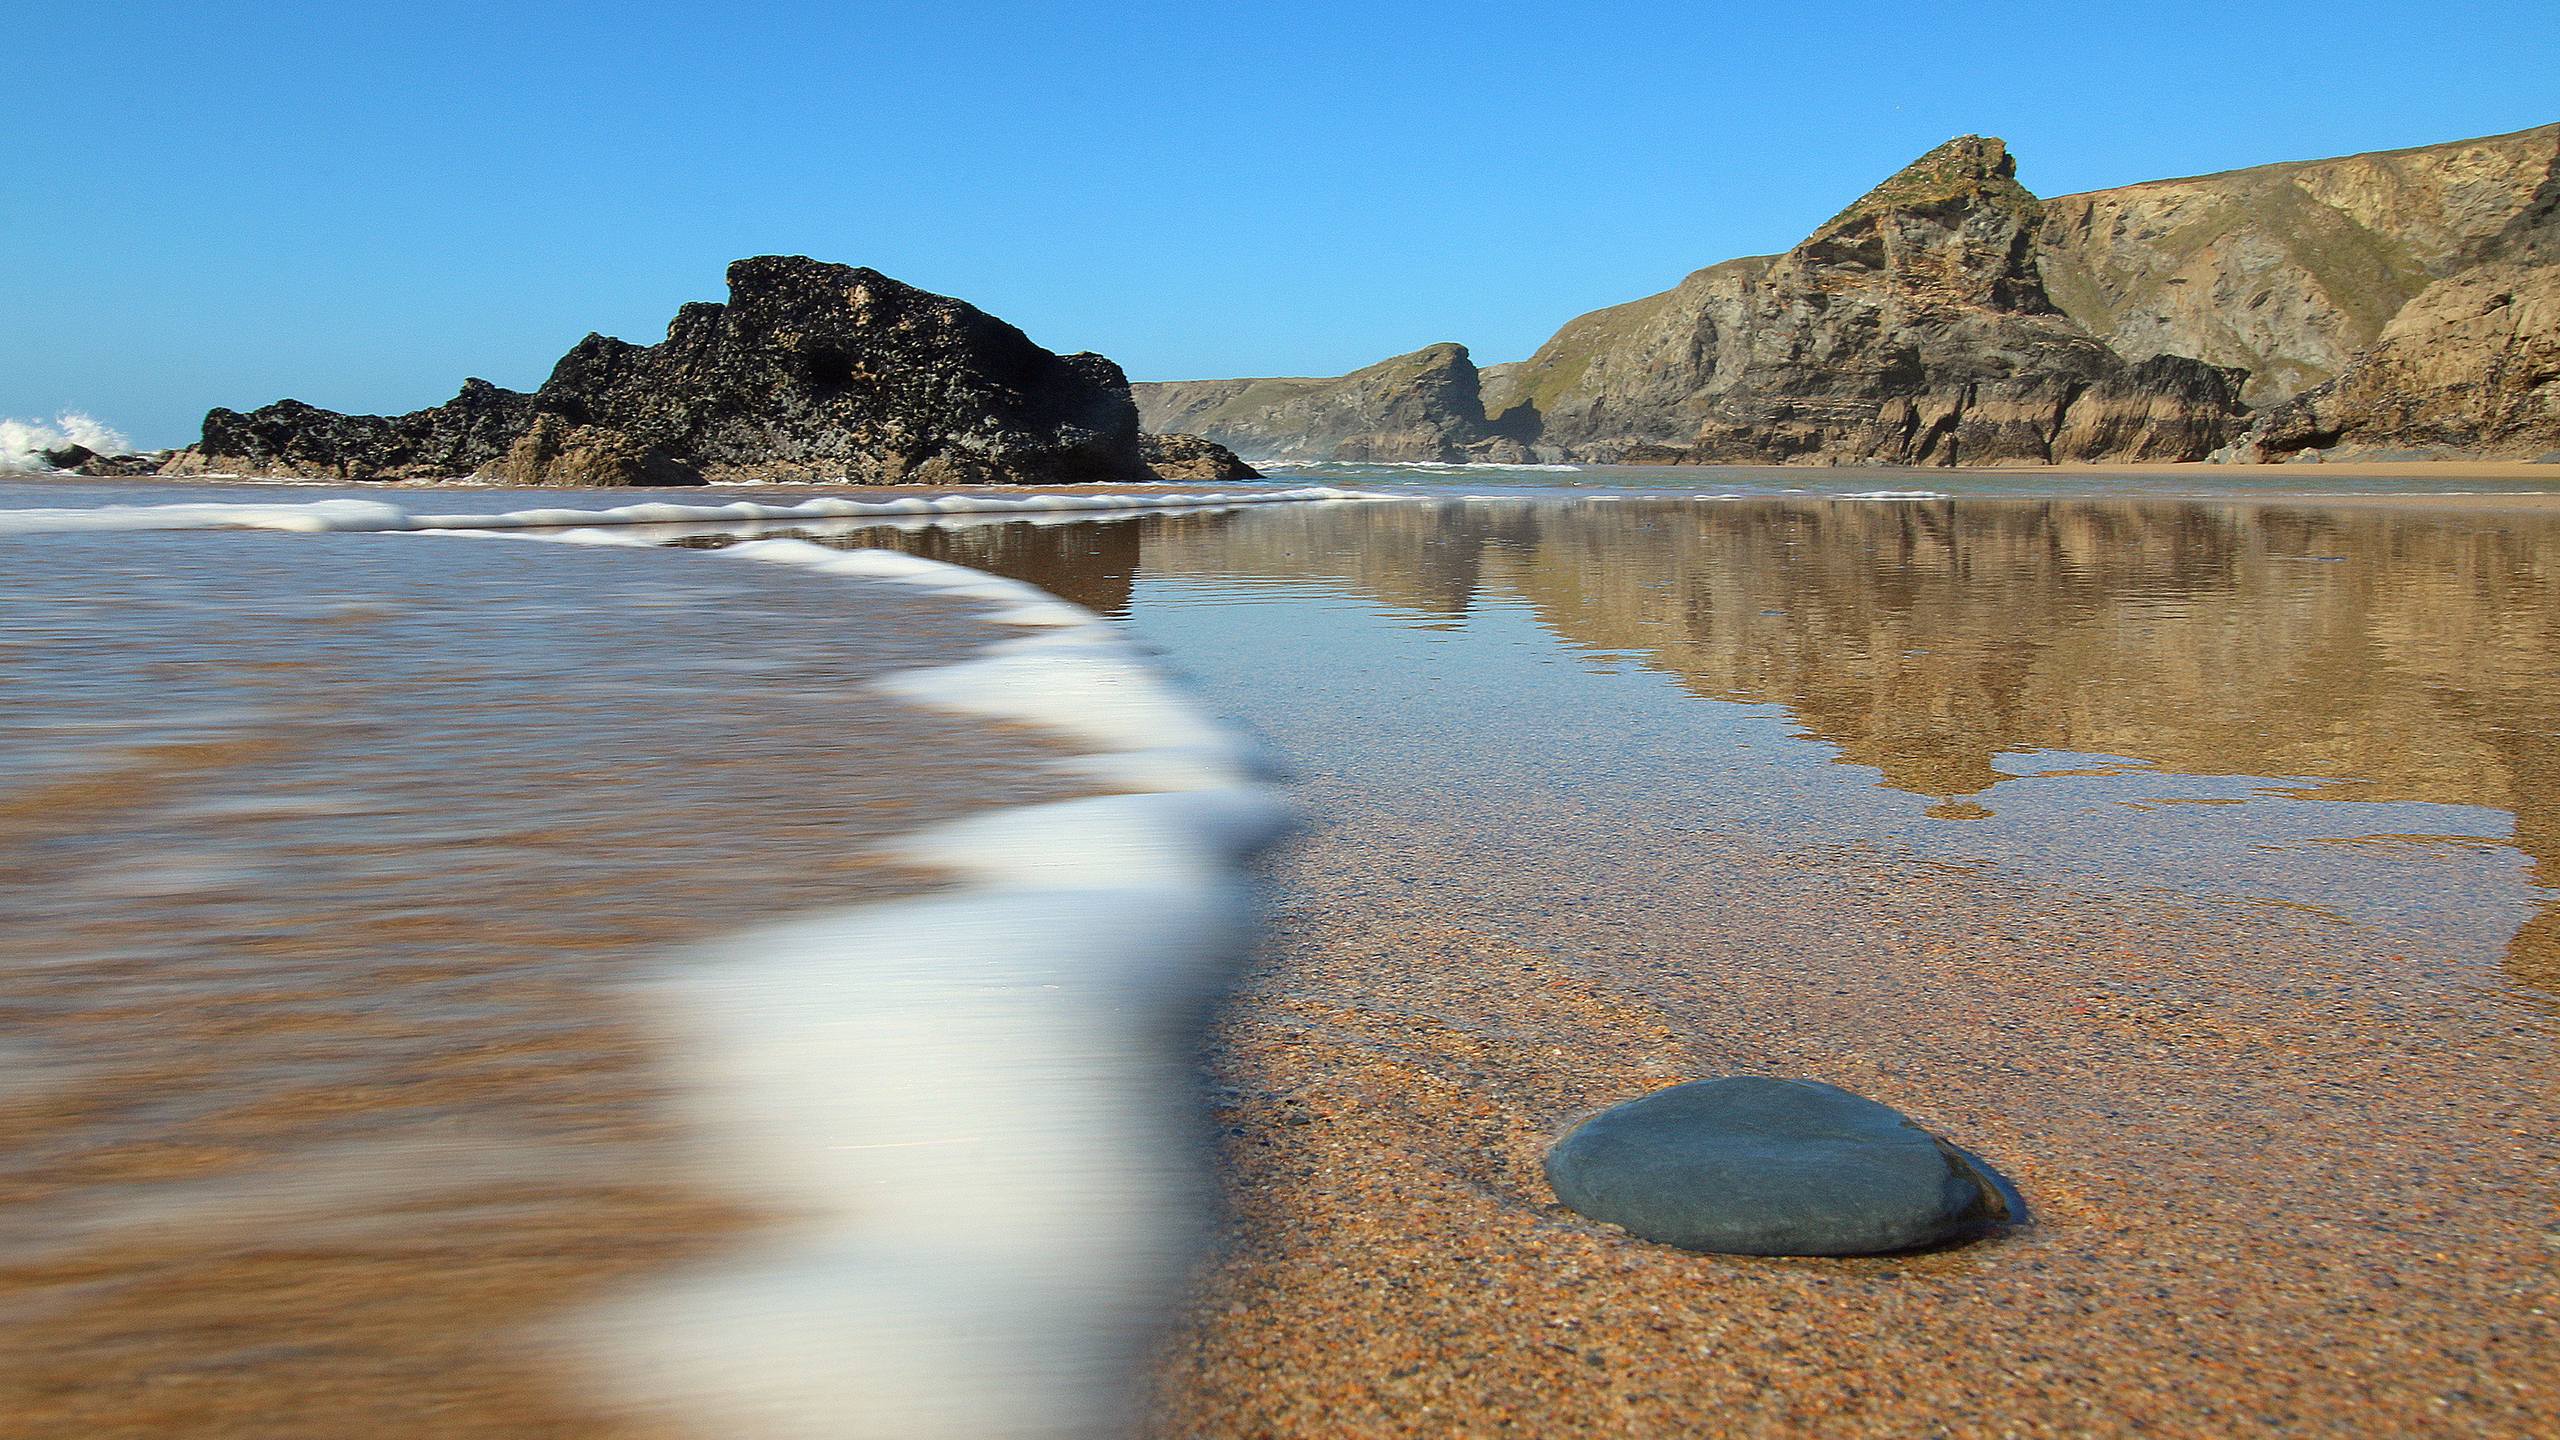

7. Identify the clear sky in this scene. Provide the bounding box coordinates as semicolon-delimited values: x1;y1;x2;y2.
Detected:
7;0;2555;447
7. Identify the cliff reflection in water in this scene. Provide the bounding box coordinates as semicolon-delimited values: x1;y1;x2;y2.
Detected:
744;497;2560;991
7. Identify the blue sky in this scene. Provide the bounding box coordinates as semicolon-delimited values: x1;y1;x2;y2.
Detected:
6;1;2555;447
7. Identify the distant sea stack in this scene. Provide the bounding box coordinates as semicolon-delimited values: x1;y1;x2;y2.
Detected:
1140;123;2560;467
168;256;1253;486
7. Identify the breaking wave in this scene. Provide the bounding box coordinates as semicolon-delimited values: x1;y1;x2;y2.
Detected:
0;413;133;470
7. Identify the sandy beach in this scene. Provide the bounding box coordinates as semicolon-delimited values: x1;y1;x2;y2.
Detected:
1095;488;2559;1437
1;478;2553;1439
0;525;1103;1437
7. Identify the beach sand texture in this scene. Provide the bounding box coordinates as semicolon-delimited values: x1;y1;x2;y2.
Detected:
0;527;1100;1436
1110;495;2557;1439
0;483;2553;1438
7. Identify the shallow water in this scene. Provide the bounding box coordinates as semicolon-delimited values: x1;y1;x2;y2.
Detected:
677;493;2560;1001
642;488;2560;1435
4;476;2557;1436
0;522;1105;1435
1270;456;2560;502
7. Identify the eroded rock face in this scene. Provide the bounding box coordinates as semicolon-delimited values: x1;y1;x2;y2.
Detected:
1133;343;1531;465
2238;156;2560;462
2037;123;2560;406
1501;137;2247;466
1162;137;2250;468
1138;432;1261;481
170;258;1156;486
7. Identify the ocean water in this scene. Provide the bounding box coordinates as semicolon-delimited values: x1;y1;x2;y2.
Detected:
3;473;2556;1437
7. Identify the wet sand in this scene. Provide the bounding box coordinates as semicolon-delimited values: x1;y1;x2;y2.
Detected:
1150;801;2557;1437
0;529;1098;1436
1091;493;2560;1438
4;480;2556;1437
2036;458;2560;482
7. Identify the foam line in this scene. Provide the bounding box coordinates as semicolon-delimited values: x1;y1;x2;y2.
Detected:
1;483;1307;1435
0;486;1387;536
536;531;1287;1440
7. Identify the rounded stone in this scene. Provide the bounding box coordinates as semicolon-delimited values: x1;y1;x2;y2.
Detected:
1544;1077;2019;1257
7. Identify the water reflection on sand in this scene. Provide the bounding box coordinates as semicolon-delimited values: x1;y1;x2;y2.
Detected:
690;495;2559;1000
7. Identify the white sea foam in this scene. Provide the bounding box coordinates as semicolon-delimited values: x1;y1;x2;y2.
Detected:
0;485;1386;536
0;467;2120;1429
0;480;1312;1436
0;412;133;470
1833;489;1950;501
524;529;1286;1440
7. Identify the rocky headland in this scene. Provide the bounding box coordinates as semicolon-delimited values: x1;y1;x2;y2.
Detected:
1135;343;1537;465
1138;123;2560;467
158;256;1252;486
2236;149;2560;461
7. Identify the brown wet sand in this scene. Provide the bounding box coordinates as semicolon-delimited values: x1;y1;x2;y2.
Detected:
1150;793;2558;1439
0;529;1095;1437
2033;459;2560;482
1107;495;2560;1439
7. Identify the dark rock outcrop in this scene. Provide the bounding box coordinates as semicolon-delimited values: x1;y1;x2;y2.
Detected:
28;443;171;476
1545;1077;2018;1256
172;378;539;481
2237;144;2560;462
1133;343;1532;465
169;258;1158;486
1138;432;1260;481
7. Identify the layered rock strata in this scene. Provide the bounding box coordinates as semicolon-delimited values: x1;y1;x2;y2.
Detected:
2037;123;2560;406
1492;137;2247;465
1144;124;2558;467
2238;151;2560;461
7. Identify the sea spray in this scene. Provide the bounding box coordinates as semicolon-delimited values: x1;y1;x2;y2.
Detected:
0;413;133;470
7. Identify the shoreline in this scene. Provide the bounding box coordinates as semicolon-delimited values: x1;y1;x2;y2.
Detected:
0;496;1291;1439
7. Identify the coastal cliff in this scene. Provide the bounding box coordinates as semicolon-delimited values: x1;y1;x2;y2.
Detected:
1526;136;2246;466
1142;123;2559;468
168;257;1249;485
2037;123;2560;406
2237;151;2560;461
1131;343;1532;465
1149;138;2248;467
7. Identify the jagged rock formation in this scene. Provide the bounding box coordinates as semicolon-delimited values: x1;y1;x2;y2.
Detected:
1136;432;1260;481
1492;137;2246;465
1132;343;1533;465
2037;123;2560;405
169;257;1179;486
2238;150;2560;461
29;444;169;477
1158;124;2556;467
174;379;540;482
